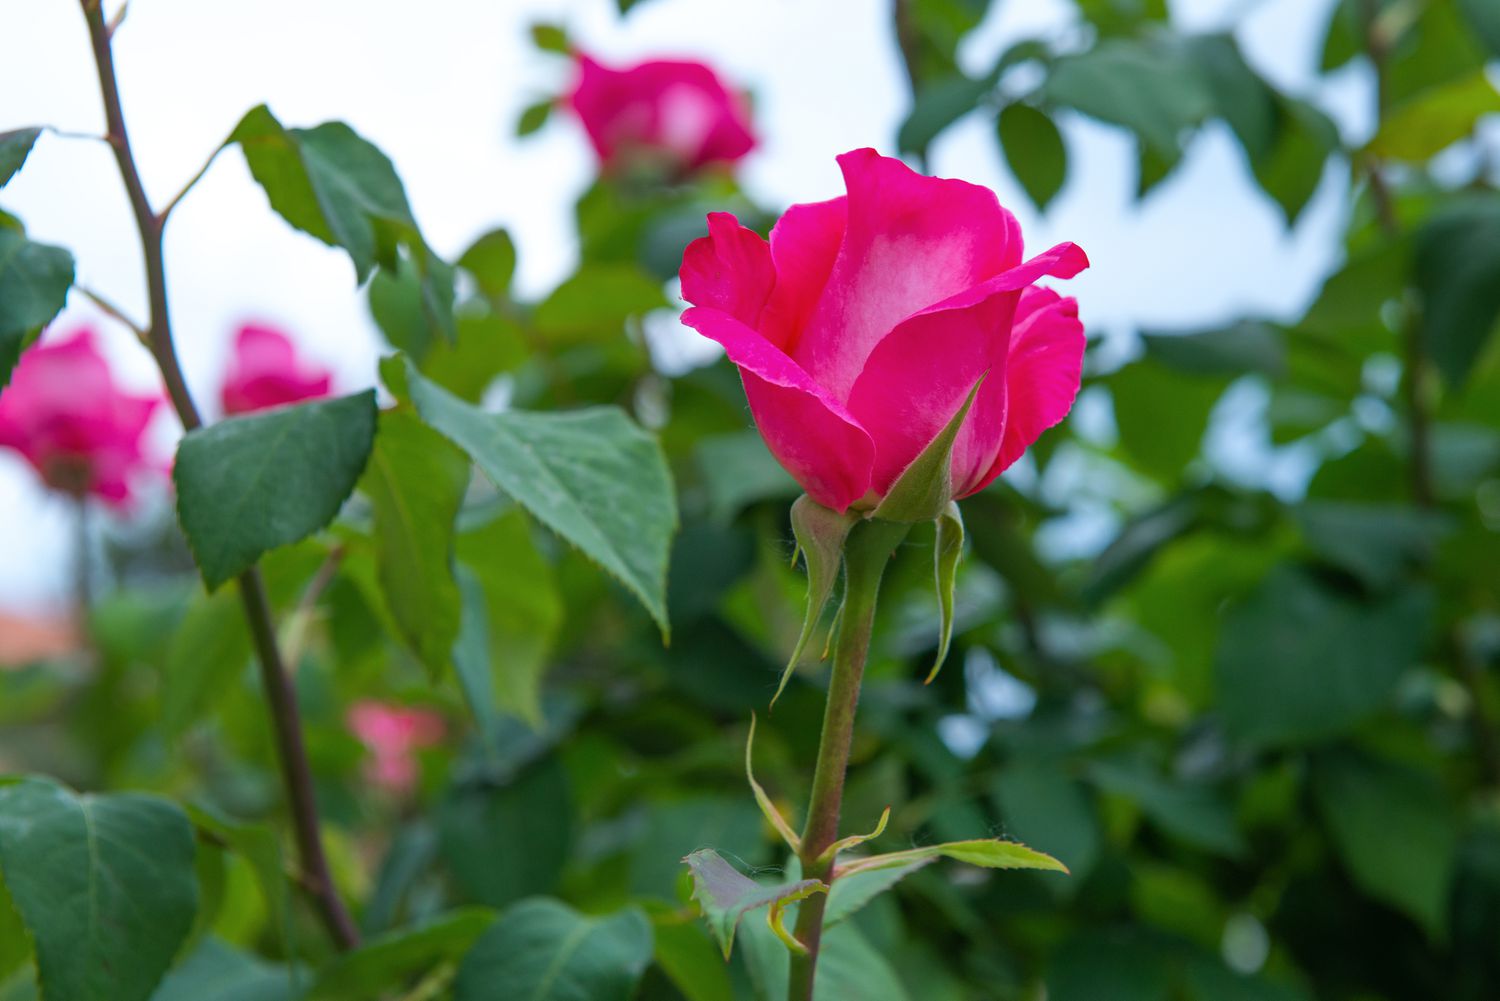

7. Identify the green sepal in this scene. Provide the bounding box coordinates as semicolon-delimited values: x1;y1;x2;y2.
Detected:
814;806;891;867
834;837;1068;879
746;715;801;854
927;501;965;684
773;495;858;707
872;375;985;524
683;849;827;959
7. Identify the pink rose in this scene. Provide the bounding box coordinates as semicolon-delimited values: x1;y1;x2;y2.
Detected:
0;328;162;507
679;148;1089;513
568;52;756;175
346;700;446;796
219;324;332;417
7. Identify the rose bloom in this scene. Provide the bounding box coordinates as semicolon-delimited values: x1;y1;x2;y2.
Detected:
0;327;161;506
220;324;332;417
568;52;756;174
346;700;446;796
679;148;1089;513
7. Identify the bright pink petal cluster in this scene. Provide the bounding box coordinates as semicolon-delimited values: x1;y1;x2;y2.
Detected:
347;700;446;796
568;52;756;174
680;149;1089;513
0;328;162;507
219;324;333;417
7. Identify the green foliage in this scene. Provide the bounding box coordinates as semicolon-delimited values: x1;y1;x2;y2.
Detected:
452;898;652;1001
997;103;1067;211
174;392;377;588
404;361;677;635
0;778;197;1001
683;849;825;958
0;230;73;388
1415;195;1500;386
0;128;40;188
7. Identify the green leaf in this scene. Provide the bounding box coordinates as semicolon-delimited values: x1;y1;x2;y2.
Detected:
1088;757;1245;857
648;912;733;1001
1047;929;1173;1001
0;230;74;389
0;872;28;984
438;754;574;908
361;412;468;677
0;129;41;189
531;264;667;344
1459;0;1500;55
162;587;250;738
452;899;653;1001
776;495;857;706
997;103;1067;212
683;849;826;959
746;716;800;852
1043;39;1211;158
694;431;798;525
837;837;1067;878
230;106;453;337
738;910;912;1001
1141;321;1285;377
406;362;676;635
1415;194;1500;387
455;511;562;727
0;777;198;1001
1294;502;1446;590
1186;35;1276;159
517;99;554;138
927;501;964;683
1110;359;1224;482
1252;96;1338;226
898;73;996;158
1314;752;1458;938
1215;567;1432;745
1370;70;1500;160
458;228;517;301
183;806;295;966
529;22;570;54
873;375;983;523
149;938;298;1001
993;760;1102;883
304;909;496;1001
823;860;931;928
175;392;377;589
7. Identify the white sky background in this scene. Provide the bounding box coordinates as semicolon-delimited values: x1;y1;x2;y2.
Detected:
0;0;1363;612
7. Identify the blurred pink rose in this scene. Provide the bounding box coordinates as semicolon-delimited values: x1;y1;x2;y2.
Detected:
0;328;162;507
568;52;756;174
347;700;446;795
219;324;332;416
679;148;1089;513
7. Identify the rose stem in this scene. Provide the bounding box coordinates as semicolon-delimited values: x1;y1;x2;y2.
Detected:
77;0;360;950
787;517;909;1000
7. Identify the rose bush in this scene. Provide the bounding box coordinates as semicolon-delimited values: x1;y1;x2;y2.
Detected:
680;148;1088;513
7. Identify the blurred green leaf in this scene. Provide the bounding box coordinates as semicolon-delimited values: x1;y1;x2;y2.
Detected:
0;230;73;389
452;899;652;1001
529;22;569;53
1141;321;1284;377
1186;35;1276;159
1110;359;1225;482
407;362;676;635
1046;928;1172;1001
1459;0;1500;55
0;777;197;1001
1216;567;1431;745
361;412;468;678
1314;751;1458;938
1043;39;1211;158
898;73;995;159
458;228;517;301
1088;757;1245;857
162;587;250;737
993;760;1101;881
149;938;297;1001
740;912;912;1001
684;848;825;958
1252;96;1337;226
1369;70;1500;160
532;264;666;344
649;912;733;1001
517;99;554;138
0;128;40;189
1414;194;1500;387
997;103;1067;212
175;392;377;589
1294;502;1446;590
305;909;495;1000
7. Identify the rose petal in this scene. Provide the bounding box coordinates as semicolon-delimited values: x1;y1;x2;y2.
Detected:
795;148;1024;399
682;306;873;511
679;212;775;326
761;196;847;352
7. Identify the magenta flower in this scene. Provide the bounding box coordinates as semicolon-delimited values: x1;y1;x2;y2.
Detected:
568;52;757;175
346;700;446;796
219;324;333;417
0;328;162;507
679;148;1089;513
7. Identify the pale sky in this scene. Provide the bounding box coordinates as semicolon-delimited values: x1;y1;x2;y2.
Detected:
0;0;1358;611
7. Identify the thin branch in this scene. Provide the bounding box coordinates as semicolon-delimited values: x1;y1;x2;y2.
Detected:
159;143;224;225
74;284;147;340
77;0;360;950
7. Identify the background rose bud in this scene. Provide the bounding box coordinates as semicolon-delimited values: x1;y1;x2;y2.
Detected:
0;328;162;506
346;700;446;796
568;52;757;175
220;323;334;416
679;148;1088;513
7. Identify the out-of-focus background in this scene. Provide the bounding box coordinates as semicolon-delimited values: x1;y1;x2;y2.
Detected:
4;0;1357;609
3;1;1500;999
